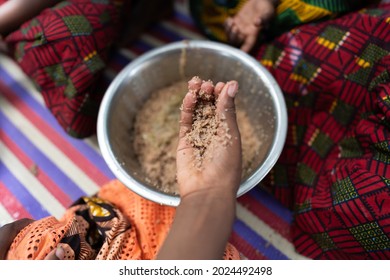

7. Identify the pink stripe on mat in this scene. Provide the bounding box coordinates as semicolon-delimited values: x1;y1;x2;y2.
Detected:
0;182;32;220
0;84;110;186
0;130;73;208
238;195;292;242
230;232;268;260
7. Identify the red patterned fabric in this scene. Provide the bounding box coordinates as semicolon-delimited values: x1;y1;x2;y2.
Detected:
3;0;124;138
258;4;390;259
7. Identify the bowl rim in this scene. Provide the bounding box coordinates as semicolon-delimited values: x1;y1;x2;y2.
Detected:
97;40;287;207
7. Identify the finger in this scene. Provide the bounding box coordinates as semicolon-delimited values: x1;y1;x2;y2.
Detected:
199;80;214;100
178;78;200;141
225;18;239;45
224;17;234;37
179;91;197;140
216;81;238;111
188;76;202;91
45;246;65;260
228;24;242;46
216;81;240;139
214;82;225;99
240;34;257;53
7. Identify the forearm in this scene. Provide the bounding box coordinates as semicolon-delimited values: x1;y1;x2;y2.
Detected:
157;192;236;260
0;0;59;35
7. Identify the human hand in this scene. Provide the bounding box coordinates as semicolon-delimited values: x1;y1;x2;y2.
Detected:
224;0;276;52
44;246;65;260
0;218;34;259
157;79;241;259
176;77;242;201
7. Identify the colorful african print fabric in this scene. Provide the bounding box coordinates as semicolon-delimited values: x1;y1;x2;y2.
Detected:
257;3;390;259
2;0;124;138
6;180;241;260
189;0;372;43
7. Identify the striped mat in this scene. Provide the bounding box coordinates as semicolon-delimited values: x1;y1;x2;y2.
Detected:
0;1;307;260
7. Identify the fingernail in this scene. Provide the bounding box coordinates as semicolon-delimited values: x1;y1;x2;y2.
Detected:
55;246;65;260
227;82;238;98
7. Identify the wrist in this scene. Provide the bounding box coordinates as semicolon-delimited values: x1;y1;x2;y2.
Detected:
180;188;237;216
181;184;237;204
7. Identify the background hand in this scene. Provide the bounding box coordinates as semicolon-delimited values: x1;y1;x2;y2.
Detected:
224;0;276;52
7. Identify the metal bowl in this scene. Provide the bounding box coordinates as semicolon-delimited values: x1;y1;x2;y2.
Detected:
97;40;287;206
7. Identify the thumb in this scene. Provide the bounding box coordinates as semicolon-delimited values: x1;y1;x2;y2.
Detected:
215;81;241;146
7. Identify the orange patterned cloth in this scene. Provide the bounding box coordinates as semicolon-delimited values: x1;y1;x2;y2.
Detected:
6;180;240;260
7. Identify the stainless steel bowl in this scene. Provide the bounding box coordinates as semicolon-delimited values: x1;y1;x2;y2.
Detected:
97;40;287;206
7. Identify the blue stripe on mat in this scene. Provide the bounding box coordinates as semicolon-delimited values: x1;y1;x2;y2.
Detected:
0;162;50;220
0;66;115;179
233;219;289;260
248;187;293;224
0;110;87;201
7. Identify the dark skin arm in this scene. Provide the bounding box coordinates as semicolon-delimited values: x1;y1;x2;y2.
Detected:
0;0;59;36
0;218;34;259
157;190;237;259
157;79;242;260
0;218;63;260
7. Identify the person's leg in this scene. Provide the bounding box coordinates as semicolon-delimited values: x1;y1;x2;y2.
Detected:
257;3;390;259
4;0;124;138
